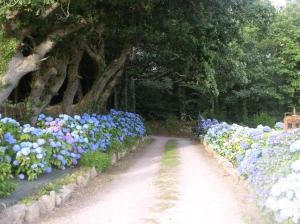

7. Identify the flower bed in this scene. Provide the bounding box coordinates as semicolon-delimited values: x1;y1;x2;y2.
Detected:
0;110;145;197
202;119;300;223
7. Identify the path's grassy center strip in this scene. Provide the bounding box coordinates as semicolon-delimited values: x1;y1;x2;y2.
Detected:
161;140;180;167
145;139;180;224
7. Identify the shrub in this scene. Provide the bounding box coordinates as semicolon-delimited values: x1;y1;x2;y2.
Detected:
124;137;139;149
79;151;112;172
0;110;146;182
0;148;15;197
204;120;300;223
251;112;276;127
195;118;219;136
165;115;180;131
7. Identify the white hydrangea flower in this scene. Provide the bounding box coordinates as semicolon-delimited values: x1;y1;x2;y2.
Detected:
275;214;285;223
286;190;294;200
296;192;300;200
257;124;264;129
278;198;296;217
271;184;283;197
292;213;300;223
291;160;300;172
290;140;300;153
265;197;279;211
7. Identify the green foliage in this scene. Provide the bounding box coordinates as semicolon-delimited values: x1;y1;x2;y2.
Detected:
165;115;180;131
0;0;298;127
129;0;300;124
252;112;276;128
162;140;179;167
0;149;15;198
0;31;16;76
0;163;15;198
79;151;111;172
108;137;138;153
108;140;124;153
123;137;138;150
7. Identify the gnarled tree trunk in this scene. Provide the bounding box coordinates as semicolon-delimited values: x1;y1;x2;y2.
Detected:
73;45;132;113
29;50;69;123
97;68;124;112
0;21;87;105
62;45;84;114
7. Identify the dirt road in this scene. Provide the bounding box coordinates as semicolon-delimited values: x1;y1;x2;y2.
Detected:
35;137;263;224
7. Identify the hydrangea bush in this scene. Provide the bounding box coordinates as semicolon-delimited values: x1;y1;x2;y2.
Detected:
0;110;146;196
0;147;15;197
203;120;300;223
194;118;219;136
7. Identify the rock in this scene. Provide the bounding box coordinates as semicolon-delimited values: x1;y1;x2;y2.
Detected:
38;191;56;214
56;184;75;207
63;184;76;192
117;152;122;160
118;151;127;159
0;203;6;211
60;187;73;204
76;175;88;187
61;184;75;204
0;203;26;224
24;201;39;223
111;153;117;165
90;167;98;178
55;194;62;207
85;172;91;181
121;151;126;158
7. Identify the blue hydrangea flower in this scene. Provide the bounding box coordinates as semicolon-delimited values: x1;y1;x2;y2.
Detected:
45;167;52;173
19;174;25;180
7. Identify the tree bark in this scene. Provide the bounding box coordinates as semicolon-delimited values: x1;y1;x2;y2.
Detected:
29;67;57;107
73;45;132;113
210;97;215;116
123;73;128;111
97;69;124;112
76;82;84;102
242;98;248;123
177;85;186;120
130;77;136;112
0;21;87;105
29;50;69;123
62;46;84;114
113;87;119;109
85;24;106;77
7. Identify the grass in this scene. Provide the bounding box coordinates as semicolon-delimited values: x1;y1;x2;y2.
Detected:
161;140;180;167
149;139;181;216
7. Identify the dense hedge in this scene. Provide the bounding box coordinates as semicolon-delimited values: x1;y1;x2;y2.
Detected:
202;119;300;223
0;110;145;197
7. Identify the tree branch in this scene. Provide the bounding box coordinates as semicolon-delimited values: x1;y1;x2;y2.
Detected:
74;45;132;112
85;44;98;61
34;19;88;56
40;2;60;19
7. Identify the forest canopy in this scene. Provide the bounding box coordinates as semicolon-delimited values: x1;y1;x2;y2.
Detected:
0;0;299;125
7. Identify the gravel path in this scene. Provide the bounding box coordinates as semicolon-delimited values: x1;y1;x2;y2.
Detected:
35;137;263;224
